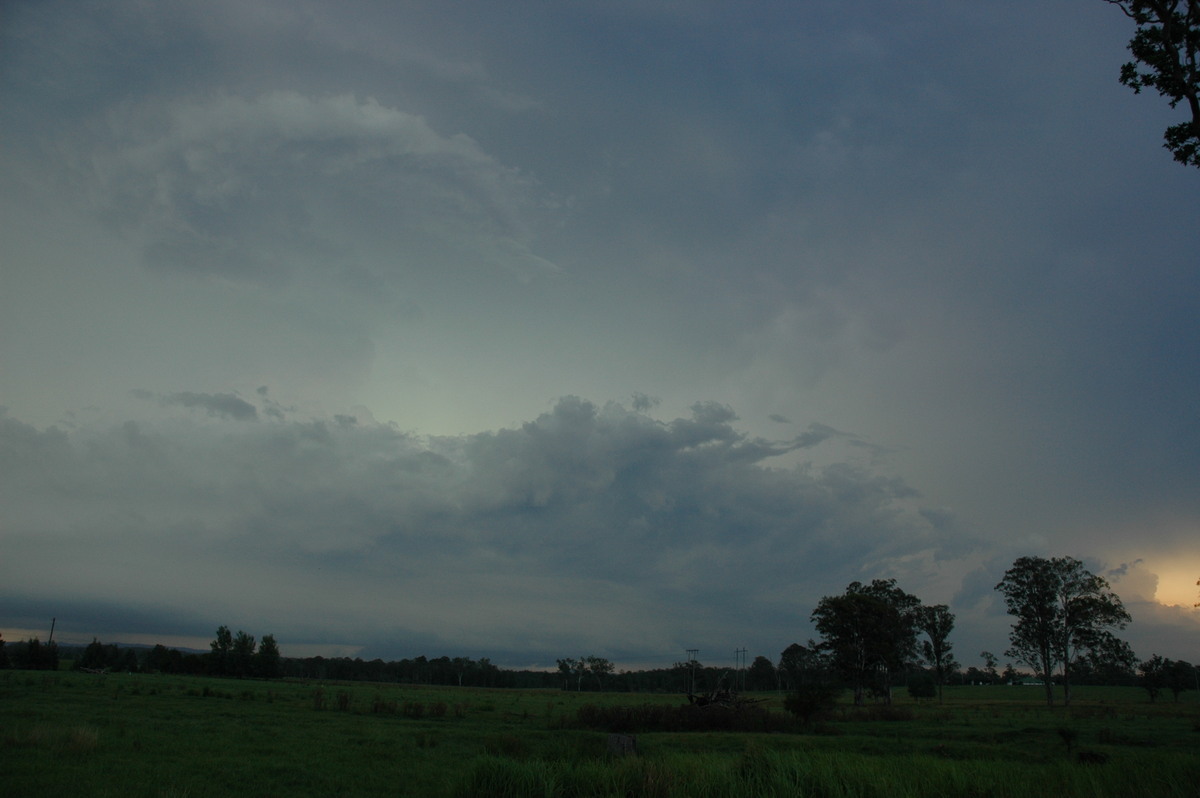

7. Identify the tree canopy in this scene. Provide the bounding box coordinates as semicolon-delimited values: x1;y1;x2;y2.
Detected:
995;556;1132;706
917;604;957;701
811;579;923;705
1107;0;1200;166
556;656;615;691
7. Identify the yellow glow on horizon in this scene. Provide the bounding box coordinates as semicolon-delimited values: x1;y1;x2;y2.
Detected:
1154;565;1200;608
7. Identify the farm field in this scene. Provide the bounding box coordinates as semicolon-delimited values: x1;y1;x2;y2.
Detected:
3;671;1198;797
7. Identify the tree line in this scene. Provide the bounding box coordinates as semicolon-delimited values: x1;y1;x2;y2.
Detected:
207;626;282;678
3;557;1194;705
0;635;60;671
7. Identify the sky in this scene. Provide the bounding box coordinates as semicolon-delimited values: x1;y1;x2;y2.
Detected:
2;0;1198;671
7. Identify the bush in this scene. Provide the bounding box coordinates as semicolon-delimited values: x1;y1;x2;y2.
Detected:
783;683;842;724
908;673;937;701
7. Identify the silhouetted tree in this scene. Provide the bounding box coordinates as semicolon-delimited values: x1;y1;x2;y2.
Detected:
1001;663;1025;685
917;604;956;701
12;637;58;671
255;634;282;679
1105;1;1200;166
585;656;615;690
144;644;184;674
907;671;937;700
556;657;573;690
90;640;122;671
1140;654;1168;701
745;655;777;690
779;642;841;722
231;631;256;678
1075;646;1137;685
556;656;614;691
477;657;502;687
778;642;823;691
980;651;1000;683
75;638;110;671
812;579;922;705
995;556;1132;706
1165;659;1195;701
451;656;473;687
210;626;233;676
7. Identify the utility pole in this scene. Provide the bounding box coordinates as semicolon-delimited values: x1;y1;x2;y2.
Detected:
686;649;699;694
47;617;56;645
735;648;747;691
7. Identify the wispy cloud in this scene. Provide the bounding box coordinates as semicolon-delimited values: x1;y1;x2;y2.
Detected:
78;91;557;284
162;392;258;421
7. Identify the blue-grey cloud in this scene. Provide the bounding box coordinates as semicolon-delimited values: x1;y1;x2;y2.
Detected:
162;392;258;421
74;91;557;285
0;399;978;661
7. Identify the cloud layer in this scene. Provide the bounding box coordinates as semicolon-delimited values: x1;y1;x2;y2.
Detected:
1;397;975;662
2;0;1199;665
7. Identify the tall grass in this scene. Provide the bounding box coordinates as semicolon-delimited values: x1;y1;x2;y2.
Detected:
3;672;1197;797
452;745;1200;798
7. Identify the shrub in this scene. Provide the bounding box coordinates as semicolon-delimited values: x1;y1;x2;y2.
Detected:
908;673;937;701
784;683;842;724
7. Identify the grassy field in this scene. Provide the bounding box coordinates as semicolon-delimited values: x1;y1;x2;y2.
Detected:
3;671;1198;797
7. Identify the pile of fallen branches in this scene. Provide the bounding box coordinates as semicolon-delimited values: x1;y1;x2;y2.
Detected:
686;685;766;709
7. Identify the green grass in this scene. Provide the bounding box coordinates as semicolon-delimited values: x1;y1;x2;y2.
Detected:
2;673;1197;797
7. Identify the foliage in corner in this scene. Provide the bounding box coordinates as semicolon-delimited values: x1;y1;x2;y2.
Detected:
1107;0;1200;167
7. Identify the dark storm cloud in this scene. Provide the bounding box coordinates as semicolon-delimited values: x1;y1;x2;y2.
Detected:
0;399;971;660
0;593;213;646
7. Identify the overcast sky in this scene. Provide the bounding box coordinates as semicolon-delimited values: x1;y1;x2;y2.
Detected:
2;0;1198;670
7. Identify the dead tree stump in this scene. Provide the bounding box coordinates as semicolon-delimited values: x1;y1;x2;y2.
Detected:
607;733;637;757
